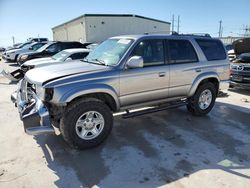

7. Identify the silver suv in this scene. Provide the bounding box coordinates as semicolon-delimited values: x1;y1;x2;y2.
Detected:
11;34;230;149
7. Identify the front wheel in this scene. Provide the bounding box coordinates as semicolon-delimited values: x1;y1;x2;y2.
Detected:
60;98;113;149
186;83;216;116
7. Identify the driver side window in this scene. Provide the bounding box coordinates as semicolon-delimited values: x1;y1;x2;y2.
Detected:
130;40;165;67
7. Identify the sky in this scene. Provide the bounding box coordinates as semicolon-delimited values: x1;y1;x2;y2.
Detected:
0;0;250;46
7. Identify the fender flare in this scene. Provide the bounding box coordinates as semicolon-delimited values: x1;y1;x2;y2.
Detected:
188;72;220;97
58;84;120;110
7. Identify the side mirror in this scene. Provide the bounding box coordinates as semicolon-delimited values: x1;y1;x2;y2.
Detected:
126;56;143;68
28;47;33;50
65;57;72;61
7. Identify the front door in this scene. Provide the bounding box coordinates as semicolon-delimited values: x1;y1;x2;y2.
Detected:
119;39;169;107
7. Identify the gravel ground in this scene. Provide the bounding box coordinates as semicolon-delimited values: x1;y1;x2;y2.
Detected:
0;59;250;188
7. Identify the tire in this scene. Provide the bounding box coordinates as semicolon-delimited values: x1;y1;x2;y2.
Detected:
60;98;113;149
186;82;216;116
14;55;18;62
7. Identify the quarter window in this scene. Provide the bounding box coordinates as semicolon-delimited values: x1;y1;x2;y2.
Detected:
196;39;226;61
168;40;198;64
131;40;164;66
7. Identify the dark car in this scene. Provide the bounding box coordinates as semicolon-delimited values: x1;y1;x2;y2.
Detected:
17;41;86;65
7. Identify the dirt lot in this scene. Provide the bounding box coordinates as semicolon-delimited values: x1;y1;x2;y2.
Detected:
0;58;250;188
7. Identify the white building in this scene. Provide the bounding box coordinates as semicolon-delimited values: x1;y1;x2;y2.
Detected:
52;14;171;43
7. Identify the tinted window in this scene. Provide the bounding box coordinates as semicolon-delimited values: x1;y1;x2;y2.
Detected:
196;39;226;61
131;40;164;66
46;43;61;53
168;40;198;64
69;52;89;60
32;43;45;51
65;42;83;49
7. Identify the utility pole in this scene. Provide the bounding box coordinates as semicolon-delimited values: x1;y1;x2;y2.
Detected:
12;36;15;45
218;20;222;38
177;15;180;33
172;14;175;33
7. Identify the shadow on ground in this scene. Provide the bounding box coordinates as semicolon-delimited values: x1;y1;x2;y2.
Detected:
34;101;250;188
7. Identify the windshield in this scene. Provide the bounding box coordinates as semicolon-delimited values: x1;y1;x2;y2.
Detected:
52;51;70;61
85;38;133;66
18;42;31;49
36;43;52;52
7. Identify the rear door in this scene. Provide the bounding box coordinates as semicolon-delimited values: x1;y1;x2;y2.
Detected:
119;39;170;106
167;39;200;97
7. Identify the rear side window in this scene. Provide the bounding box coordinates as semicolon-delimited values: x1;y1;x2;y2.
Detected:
168;40;198;64
196;39;226;61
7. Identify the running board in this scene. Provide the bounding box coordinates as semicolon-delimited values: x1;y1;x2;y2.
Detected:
25;126;55;136
122;100;187;119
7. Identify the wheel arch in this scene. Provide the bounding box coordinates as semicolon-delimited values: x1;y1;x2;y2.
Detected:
58;85;120;112
188;72;220;97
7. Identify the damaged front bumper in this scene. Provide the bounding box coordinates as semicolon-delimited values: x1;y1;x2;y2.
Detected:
1;69;24;82
11;80;55;135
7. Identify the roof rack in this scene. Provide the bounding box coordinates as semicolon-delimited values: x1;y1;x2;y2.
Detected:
172;32;211;38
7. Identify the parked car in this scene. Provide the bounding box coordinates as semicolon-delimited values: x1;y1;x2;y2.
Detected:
2;48;90;81
3;42;47;62
2;42;33;58
230;53;250;89
27;38;49;42
17;41;86;65
11;34;229;149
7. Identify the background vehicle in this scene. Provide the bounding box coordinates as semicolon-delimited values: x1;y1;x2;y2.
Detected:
230;53;250;88
3;42;47;62
27;37;49;42
2;48;90;81
17;41;86;65
12;34;229;149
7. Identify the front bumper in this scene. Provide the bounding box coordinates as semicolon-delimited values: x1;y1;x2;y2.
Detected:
11;83;54;135
230;81;250;89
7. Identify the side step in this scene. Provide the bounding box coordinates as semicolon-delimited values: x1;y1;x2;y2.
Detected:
25;126;55;136
122;100;187;119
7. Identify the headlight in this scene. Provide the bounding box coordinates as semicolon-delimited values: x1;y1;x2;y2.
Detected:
35;85;53;101
36;85;45;99
21;55;28;60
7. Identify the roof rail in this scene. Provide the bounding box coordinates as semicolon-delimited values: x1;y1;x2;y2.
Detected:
172;32;211;38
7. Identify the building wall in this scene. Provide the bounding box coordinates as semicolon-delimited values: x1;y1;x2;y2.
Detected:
85;16;170;42
53;17;86;42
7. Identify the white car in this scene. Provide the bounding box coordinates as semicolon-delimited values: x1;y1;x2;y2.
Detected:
4;42;47;62
21;48;90;69
2;48;90;82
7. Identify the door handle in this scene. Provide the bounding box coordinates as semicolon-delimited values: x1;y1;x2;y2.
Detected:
158;72;166;77
195;68;202;72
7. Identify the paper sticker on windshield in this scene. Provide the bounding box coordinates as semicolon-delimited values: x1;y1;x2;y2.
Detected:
117;39;131;44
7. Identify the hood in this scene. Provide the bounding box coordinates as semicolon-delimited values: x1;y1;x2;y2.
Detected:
25;61;109;85
6;49;19;54
23;57;55;67
233;38;250;55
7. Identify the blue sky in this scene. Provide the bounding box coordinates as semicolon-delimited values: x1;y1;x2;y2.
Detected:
0;0;249;46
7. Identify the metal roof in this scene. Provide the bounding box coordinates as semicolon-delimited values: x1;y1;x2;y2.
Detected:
52;14;170;30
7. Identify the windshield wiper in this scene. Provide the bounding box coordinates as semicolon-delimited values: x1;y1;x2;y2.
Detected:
91;59;107;66
82;58;107;66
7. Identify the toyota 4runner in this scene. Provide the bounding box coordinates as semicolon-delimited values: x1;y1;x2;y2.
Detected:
11;34;230;149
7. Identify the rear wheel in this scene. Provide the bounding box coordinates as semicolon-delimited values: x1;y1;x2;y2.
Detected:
60;98;113;149
187;83;216;116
